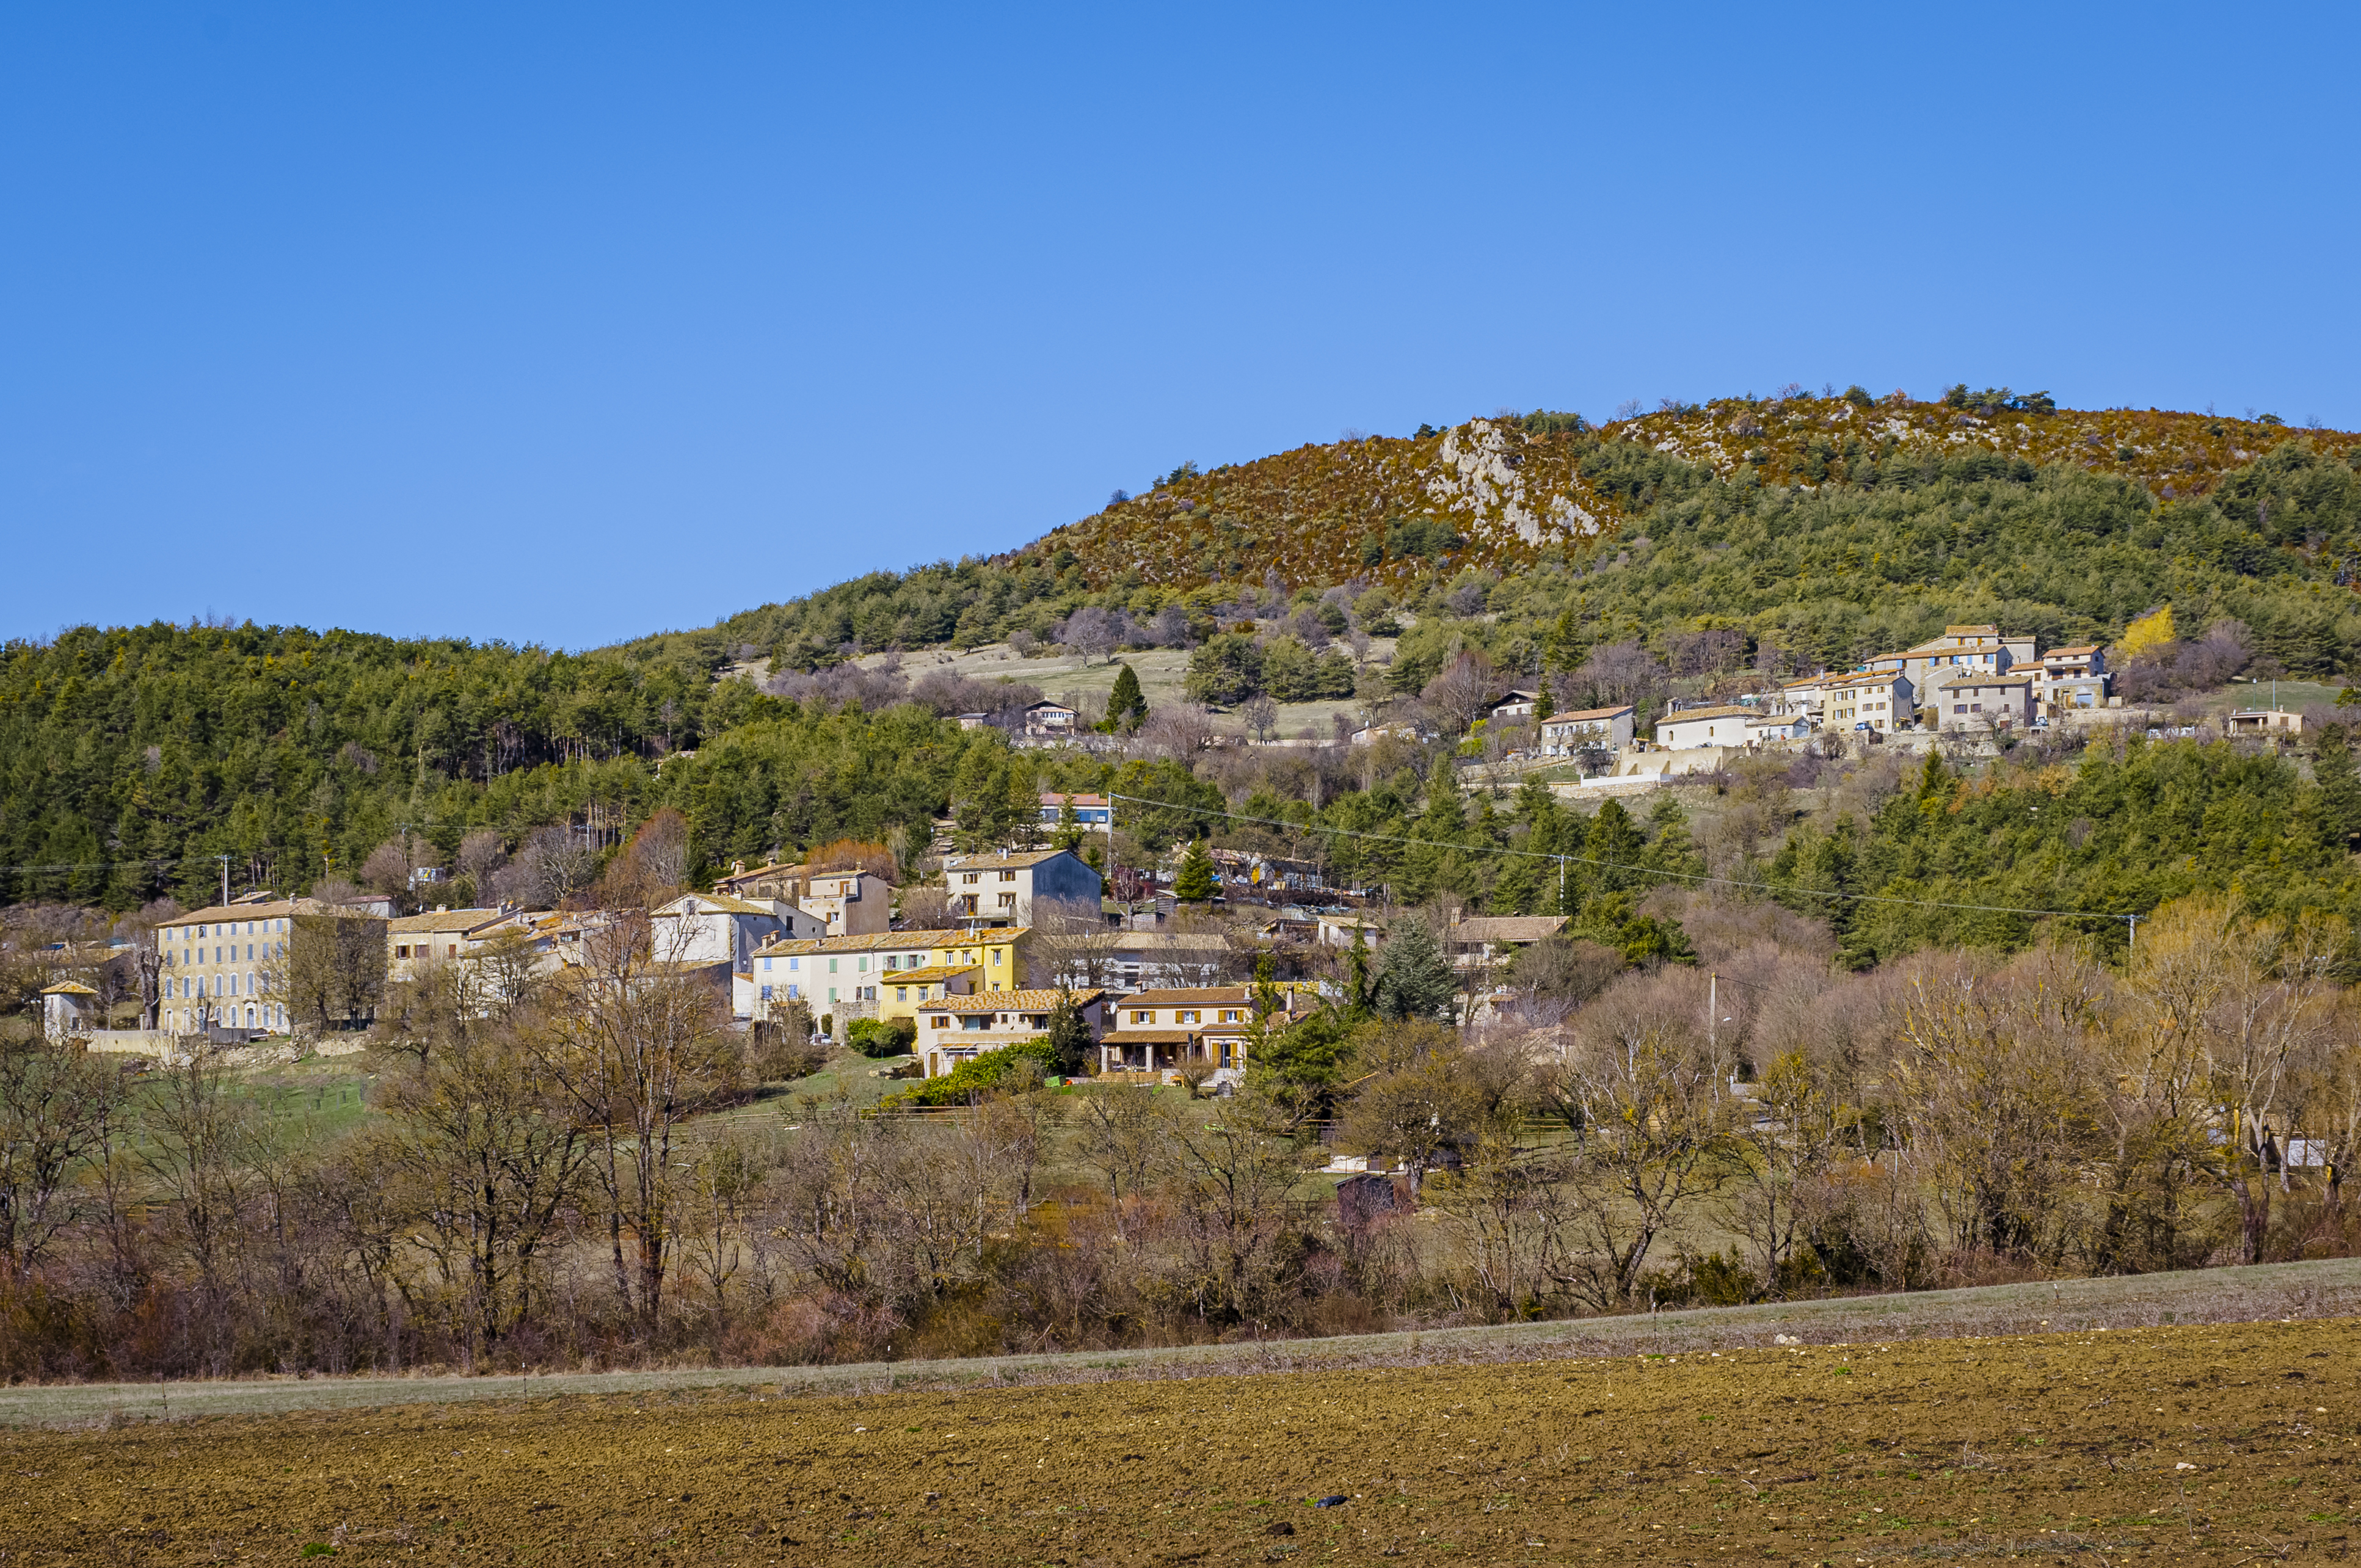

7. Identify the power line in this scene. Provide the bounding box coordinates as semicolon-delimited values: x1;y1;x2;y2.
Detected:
1104;789;2141;932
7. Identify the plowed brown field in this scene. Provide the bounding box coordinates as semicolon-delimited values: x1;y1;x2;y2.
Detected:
3;1319;2352;1565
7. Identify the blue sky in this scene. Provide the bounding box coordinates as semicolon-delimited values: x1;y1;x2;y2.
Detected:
5;3;2356;650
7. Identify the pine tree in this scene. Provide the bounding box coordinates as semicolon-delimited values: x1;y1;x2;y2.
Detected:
1373;913;1458;1022
2315;724;2361;852
1584;799;1645;893
1346;926;1373;1012
1639;796;1706;884
1106;662;1149;730
1174;837;1215;902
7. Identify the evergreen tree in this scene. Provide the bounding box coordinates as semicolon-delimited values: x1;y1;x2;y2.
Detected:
1252;950;1283;1020
1373;913;1458;1022
1105;662;1149;730
1639;796;1707;885
1488;848;1540;914
1584;799;1645;893
2314;724;2361;852
1053;797;1085;851
1174;837;1215;902
1044;989;1096;1076
1346;926;1373;1012
1248;1004;1358;1126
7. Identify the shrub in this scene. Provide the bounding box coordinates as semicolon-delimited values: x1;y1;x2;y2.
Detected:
881;1037;1056;1107
846;1016;917;1058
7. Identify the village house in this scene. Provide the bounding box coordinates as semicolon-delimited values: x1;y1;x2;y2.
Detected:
1930;667;2036;730
40;981;100;1040
1445;915;1566;972
1772;674;1828;719
1538;703;1634;757
2036;645;2111;716
1022;700;1080;738
1652;704;1753;749
743;926;1031;1022
2228;708;2305;736
1485;689;1543;722
1044;928;1236;992
650;893;824;987
1038;791;1114;832
1822;670;1915;733
386;906;512;983
1315;912;1387;951
710;860;893;935
1868;625;2037;692
939;846;1101;927
919;987;1105;1079
1098;984;1314;1081
798;869;892;936
1747;712;1812;742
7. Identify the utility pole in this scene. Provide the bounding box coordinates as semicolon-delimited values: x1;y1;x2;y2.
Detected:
218;854;230;908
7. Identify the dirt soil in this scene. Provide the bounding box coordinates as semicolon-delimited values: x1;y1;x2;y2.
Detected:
3;1318;2352;1564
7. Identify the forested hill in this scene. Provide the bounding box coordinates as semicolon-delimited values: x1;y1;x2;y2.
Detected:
6;389;2361;917
0;612;1033;913
649;390;2361;674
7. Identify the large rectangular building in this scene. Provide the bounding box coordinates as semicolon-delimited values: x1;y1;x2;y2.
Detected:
158;895;303;1034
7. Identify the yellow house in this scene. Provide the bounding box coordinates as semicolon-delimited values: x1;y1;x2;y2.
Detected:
742;926;1030;1021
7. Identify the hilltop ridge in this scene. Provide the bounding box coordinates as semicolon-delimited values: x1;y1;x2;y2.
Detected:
1039;388;2352;592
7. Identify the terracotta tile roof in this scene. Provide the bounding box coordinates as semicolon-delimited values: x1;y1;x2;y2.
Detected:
1656;704;1755;724
887;965;982;984
389;907;506;935
1449;916;1568;944
753;927;1029;959
1933;667;2033;689
656;893;782;918
941;849;1087;870
920;988;1104;1014
2045;645;2101;658
174;899;315;924
1113;986;1255;1006
1542;704;1633;722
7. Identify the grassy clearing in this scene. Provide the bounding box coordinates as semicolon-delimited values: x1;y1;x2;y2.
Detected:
8;1255;2354;1431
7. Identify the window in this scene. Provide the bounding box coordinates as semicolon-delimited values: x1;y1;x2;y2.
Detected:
1132;1011;1152;1024
789;956;800;970
1179;1010;1199;1024
857;956;867;971
962;873;980;884
1221;1009;1240;1023
829;958;838;973
895;987;908;1001
999;869;1016;881
396;945;410;959
762;956;771;971
992;949;1002;964
760;984;773;1001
